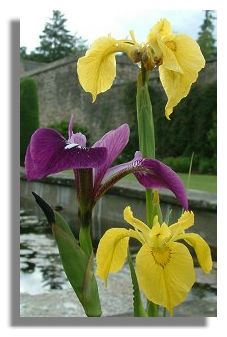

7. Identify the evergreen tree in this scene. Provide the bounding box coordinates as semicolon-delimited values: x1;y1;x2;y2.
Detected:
20;47;28;60
21;10;87;62
197;10;217;60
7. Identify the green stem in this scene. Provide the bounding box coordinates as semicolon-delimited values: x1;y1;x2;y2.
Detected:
136;72;155;158
145;189;153;228
75;169;94;256
128;249;148;317
78;210;93;256
147;301;159;317
163;307;167;317
136;68;159;316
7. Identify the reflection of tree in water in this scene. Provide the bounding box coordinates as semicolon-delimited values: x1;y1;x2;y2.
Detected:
20;212;68;291
40;263;67;290
20;242;37;273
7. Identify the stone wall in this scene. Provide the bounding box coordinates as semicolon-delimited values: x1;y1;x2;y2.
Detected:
20;56;217;142
20;60;47;75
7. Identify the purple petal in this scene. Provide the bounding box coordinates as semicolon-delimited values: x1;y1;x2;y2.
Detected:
96;152;188;210
68;115;87;147
101;151;143;183
69;132;87;147
25;144;39;179
92;124;130;188
25;128;107;180
135;158;188;210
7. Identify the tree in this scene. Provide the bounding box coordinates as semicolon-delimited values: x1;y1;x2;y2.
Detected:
20;47;28;60
197;10;217;60
21;10;87;62
20;78;39;165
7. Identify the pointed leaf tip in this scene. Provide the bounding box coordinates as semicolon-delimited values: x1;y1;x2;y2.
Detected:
32;192;55;225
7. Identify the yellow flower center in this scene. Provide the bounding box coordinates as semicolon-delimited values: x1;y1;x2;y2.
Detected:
151;247;171;267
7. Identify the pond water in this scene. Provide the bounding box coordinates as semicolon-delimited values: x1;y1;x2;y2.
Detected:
20;209;70;295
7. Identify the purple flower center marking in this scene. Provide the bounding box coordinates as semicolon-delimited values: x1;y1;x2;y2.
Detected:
65;143;83;150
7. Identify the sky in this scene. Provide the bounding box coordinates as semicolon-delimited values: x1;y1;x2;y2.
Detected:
20;8;216;52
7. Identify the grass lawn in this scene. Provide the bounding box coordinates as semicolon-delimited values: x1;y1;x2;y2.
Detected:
121;173;217;194
178;173;217;193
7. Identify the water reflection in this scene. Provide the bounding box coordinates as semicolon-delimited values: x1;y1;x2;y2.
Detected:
20;209;69;294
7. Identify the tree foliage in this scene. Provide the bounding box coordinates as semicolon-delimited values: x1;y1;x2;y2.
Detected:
197;10;217;60
20;78;39;165
20;10;87;62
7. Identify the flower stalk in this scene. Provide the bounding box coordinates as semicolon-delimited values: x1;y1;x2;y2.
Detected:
136;71;155;229
136;67;159;316
74;168;94;256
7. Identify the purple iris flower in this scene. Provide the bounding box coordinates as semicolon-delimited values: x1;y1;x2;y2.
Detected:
25;116;188;210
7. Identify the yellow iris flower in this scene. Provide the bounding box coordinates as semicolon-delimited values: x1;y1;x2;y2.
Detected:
96;206;212;314
77;18;205;119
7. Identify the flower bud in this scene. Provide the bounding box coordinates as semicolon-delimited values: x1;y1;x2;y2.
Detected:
128;47;142;63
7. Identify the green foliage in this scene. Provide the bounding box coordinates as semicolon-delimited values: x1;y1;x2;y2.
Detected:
121;75;217;174
162;157;193;173
20;78;39;166
198;157;216;174
47;119;91;145
20;10;87;62
197;10;217;60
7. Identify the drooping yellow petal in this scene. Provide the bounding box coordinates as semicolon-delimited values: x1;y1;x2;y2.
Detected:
169;211;194;238
136;241;195;313
123;206;149;239
77;36;132;102
77;36;117;102
159;34;205;119
96;227;141;283
180;233;212;273
96;228;129;282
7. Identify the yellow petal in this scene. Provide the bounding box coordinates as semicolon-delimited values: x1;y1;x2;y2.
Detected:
150;220;171;248
77;36;118;102
169;211;194;238
136;242;195;313
96;227;141;283
147;18;173;60
147;18;172;43
77;36;132;102
181;233;212;273
157;36;183;73
159;34;205;119
123;206;150;239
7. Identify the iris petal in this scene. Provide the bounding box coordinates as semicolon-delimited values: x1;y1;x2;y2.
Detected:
77;36;132;102
96;228;130;283
136;241;195;313
93;123;130;189
123;206;149;238
169;211;194;238
180;233;213;273
98;152;188;209
159;34;205;119
25;128;107;180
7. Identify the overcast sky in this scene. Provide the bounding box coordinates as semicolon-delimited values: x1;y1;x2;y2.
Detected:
20;8;216;52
